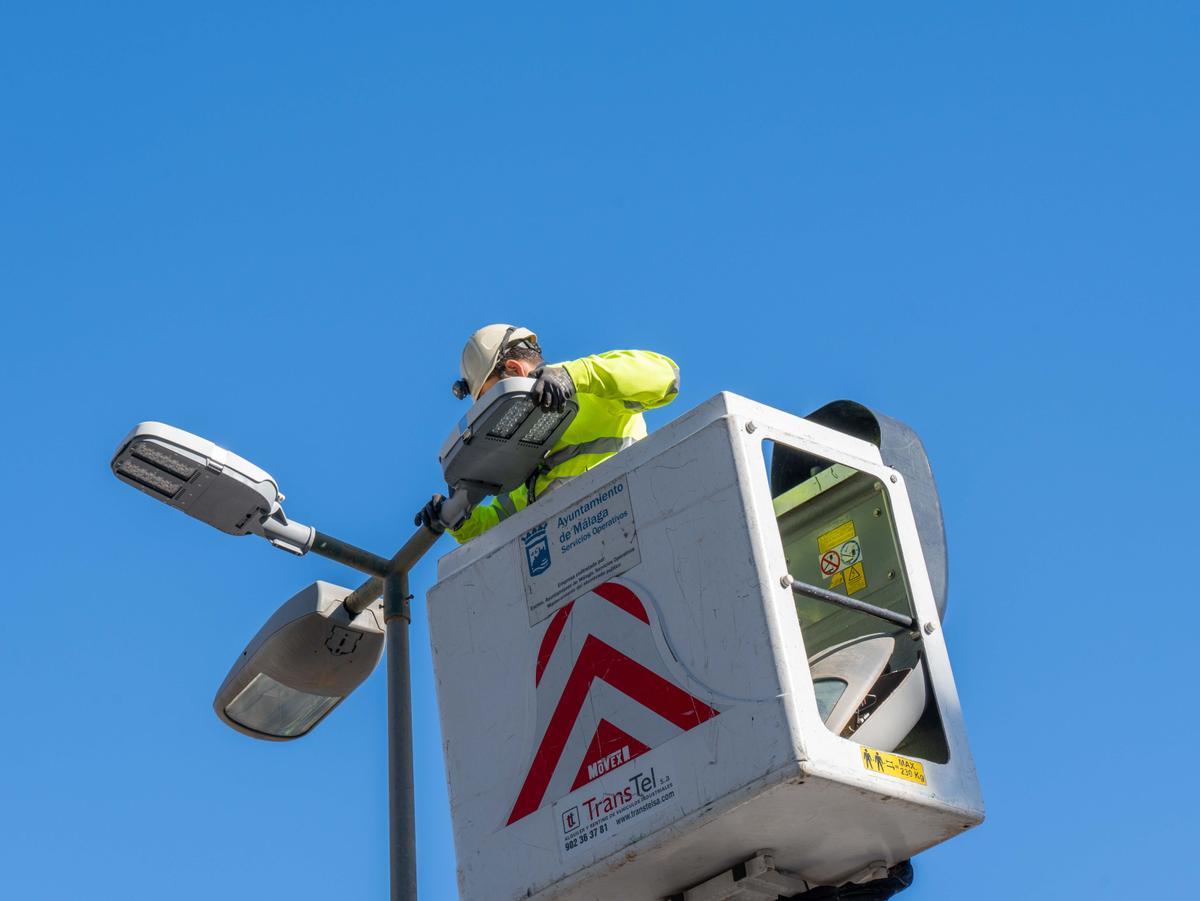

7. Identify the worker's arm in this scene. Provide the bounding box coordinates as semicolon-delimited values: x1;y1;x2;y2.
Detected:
559;350;680;411
449;483;529;544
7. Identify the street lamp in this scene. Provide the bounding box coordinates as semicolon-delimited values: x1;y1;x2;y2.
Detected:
214;580;384;741
111;421;315;554
110;377;578;901
439;377;578;496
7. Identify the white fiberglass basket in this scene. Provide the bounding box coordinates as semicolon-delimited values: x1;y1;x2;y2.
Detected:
427;392;983;901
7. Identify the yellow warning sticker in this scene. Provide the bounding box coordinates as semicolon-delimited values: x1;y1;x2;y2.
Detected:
817;521;865;585
844;562;867;595
861;746;926;785
818;521;856;554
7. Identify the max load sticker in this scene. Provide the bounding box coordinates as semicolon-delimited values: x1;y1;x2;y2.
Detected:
860;745;926;785
520;476;641;626
817;520;867;595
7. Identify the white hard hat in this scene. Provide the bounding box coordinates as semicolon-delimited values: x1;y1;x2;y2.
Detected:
458;324;539;400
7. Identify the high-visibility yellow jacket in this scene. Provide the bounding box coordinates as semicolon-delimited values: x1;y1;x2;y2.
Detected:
449;349;680;543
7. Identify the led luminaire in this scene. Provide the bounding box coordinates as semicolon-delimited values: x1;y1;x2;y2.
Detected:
213;581;384;741
112;422;283;536
439;378;579;500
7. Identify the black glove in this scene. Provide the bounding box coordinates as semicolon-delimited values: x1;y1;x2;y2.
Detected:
531;366;575;413
414;493;447;534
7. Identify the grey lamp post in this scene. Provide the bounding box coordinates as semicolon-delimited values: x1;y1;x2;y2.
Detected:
111;421;449;899
110;381;577;901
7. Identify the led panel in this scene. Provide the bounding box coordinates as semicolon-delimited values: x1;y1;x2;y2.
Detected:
116;456;184;497
131;440;199;479
519;409;565;446
489;397;536;439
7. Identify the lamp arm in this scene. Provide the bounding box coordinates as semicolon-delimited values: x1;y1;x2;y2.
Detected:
253;508;316;556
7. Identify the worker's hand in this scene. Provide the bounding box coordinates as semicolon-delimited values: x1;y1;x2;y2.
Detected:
415;493;447;534
531;367;575;413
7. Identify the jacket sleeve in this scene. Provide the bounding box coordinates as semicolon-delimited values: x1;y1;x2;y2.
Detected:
560;350;680;412
448;483;529;544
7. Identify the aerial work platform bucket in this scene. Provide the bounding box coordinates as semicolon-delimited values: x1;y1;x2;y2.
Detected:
426;392;983;901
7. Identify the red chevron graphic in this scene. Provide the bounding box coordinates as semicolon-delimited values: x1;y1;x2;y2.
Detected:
507;583;719;825
535;582;648;686
570;719;651;791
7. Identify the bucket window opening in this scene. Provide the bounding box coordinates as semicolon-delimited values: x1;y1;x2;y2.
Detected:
761;438;950;764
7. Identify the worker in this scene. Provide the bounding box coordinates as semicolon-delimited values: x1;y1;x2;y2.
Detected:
416;324;679;542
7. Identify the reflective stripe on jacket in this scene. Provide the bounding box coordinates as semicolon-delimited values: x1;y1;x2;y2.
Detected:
449;349;679;543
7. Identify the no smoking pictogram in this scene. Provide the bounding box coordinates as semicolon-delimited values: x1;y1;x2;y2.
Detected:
820;550;842;575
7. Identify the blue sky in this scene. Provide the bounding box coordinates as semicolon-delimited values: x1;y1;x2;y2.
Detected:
2;3;1196;898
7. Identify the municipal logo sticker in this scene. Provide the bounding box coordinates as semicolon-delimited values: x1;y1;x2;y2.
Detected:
523;523;552;577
